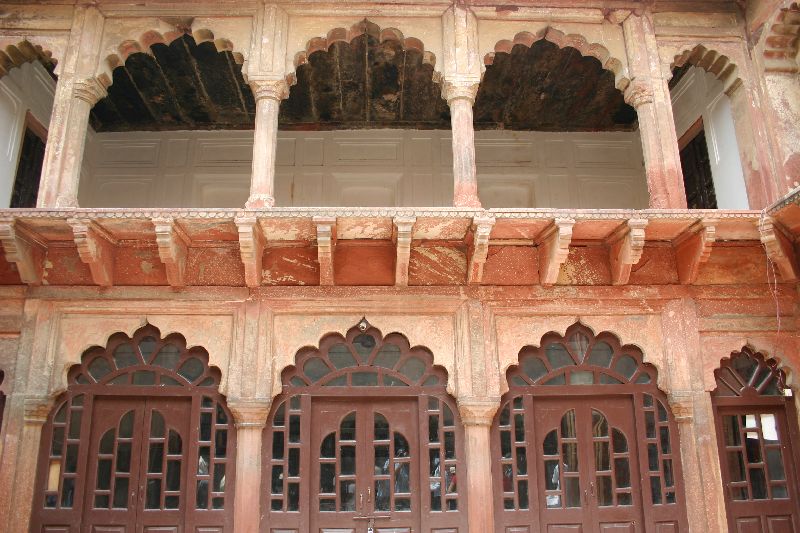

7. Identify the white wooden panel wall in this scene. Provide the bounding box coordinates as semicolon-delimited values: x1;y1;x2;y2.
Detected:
80;129;647;209
670;66;749;209
0;62;56;207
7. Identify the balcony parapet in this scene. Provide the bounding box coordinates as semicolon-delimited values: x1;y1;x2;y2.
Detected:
0;207;777;289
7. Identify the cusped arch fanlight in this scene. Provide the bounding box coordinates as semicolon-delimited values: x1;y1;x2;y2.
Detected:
713;346;788;398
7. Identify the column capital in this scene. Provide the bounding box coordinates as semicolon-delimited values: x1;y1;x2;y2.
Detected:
227;399;271;429
667;391;695;423
457;397;500;426
73;77;108;105
441;79;480;105
249;78;290;102
23;395;54;425
623;79;654;108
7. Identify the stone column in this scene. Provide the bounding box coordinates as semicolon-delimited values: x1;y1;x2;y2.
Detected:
229;400;271;533
246;79;289;208
458;398;499;532
2;395;52;532
442;81;482;208
622;14;688;209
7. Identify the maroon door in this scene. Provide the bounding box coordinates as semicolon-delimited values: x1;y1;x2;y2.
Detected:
82;396;191;532
310;399;420;533
535;397;643;533
715;406;800;532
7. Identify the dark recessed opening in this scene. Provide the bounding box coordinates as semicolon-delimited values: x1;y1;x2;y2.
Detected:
679;118;717;209
11;113;47;208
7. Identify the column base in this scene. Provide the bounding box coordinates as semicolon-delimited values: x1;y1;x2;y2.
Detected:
245;194;275;209
453;193;482;208
54;197;80;208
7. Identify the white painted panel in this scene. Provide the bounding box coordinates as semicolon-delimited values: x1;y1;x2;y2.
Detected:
82;129;647;209
577;176;640;209
96;141;160;167
93;178;154;207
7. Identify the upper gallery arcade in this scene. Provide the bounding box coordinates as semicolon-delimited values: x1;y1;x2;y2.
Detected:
0;2;788;212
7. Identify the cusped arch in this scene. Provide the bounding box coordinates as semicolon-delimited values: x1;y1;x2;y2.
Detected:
100;27;243;83
0;39;57;80
484;28;630;91
763;3;800;72
713;345;792;398
506;322;659;389
68;323;222;391
282;318;449;390
672;44;742;95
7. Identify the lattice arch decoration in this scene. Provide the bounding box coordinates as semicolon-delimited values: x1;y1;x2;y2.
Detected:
494;322;688;533
68;324;221;388
508;322;657;388
713;346;789;398
281;319;448;390
32;324;235;532
263;319;467;533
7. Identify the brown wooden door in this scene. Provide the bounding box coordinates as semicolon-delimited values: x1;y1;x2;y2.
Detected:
81;397;191;533
310;399;420;533
715;406;800;532
535;397;643;533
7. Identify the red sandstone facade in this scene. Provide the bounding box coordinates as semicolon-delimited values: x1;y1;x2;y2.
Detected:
1;1;800;532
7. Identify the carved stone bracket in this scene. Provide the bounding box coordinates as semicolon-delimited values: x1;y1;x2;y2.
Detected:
0;218;44;285
468;216;495;285
538;218;574;286
623;79;655;109
758;216;798;282
152;217;189;288
23;395;54;425
457;397;501;427
675;219;717;285
235;216;266;288
227;399;272;429
313;216;336;286
393;216;416;287
68;217;116;287
608;218;648;285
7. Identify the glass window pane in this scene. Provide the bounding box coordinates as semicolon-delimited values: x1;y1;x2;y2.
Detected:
374;414;390;440
565;477;581;508
727;451;746;482
521;356;547;382
597;475;612;506
340;481;356;511
375;445;389;475
615;458;630;488
587;341;613;367
151;345;180;370
398;357;426;382
320;463;335;493
592;410;608;437
546;344;574;369
750;468;768;499
303;357;331;382
614;355;638;380
766;448;785;481
113;344;140;368
561;410;576;438
177;358;204;382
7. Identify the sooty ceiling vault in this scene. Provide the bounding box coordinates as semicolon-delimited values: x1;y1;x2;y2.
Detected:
90;23;635;133
473;39;637;131
279;21;450;130
90;34;255;132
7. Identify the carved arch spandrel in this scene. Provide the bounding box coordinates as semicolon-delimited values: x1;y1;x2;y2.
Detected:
0;39;58;80
671;44;743;95
495;315;668;396
270;315;457;400
50;314;236;398
482;27;631;91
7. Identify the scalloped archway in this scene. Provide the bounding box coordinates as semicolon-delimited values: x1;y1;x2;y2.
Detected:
475;29;636;131
31;324;236;532
0;40;57;80
671;44;742;95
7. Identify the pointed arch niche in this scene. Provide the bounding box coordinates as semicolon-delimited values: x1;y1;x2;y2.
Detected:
31;324;236;532
711;346;800;531
492;322;688;532
471;29;647;209
261;319;467;532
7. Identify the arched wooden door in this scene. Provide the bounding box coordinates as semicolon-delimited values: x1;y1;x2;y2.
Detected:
262;319;466;533
493;323;689;533
712;347;800;532
31;325;236;532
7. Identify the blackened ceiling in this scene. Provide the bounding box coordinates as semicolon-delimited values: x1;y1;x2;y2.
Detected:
473;39;637;131
90;34;256;132
90;26;636;133
279;22;450;129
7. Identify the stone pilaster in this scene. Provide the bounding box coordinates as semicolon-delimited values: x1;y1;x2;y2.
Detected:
228;400;271;533
442;80;481;208
458;398;500;533
246;79;290;208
